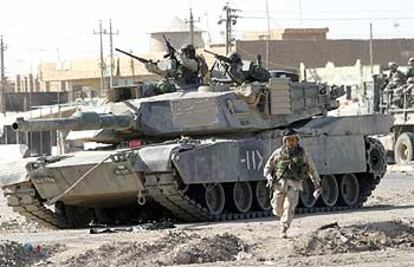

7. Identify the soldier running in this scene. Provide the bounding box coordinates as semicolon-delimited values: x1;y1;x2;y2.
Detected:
264;128;321;238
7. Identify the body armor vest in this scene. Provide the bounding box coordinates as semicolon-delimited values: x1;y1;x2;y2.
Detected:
274;145;308;181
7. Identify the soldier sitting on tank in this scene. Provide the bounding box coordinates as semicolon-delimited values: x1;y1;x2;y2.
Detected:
264;128;321;238
145;44;207;92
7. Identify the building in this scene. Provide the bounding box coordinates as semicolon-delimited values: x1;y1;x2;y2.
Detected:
243;28;329;41
236;38;414;71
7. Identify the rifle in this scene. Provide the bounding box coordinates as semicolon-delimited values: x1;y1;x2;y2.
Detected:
115;48;152;64
162;34;178;62
203;49;233;64
266;160;291;189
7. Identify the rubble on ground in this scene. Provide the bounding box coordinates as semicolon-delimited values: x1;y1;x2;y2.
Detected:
0;240;65;267
60;231;249;267
0;217;42;233
294;219;414;256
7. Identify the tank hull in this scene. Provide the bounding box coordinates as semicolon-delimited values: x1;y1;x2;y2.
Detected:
2;114;390;228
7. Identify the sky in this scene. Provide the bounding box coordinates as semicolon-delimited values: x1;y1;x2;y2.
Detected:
0;0;413;76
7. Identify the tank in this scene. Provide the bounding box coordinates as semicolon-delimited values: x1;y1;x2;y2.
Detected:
0;78;391;229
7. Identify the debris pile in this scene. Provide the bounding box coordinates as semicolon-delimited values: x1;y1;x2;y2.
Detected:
61;231;248;267
170;233;246;265
0;218;42;233
295;220;414;256
0;241;63;267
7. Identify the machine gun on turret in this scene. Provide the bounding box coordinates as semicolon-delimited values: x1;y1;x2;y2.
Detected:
162;34;178;62
204;49;233;64
115;48;153;64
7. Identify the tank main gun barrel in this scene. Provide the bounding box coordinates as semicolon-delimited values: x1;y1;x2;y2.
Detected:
12;111;134;132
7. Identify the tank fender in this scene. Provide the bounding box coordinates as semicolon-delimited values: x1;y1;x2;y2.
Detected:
131;143;194;173
0;158;35;187
172;139;269;184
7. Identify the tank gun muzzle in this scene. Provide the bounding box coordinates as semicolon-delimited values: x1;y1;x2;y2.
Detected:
12;111;134;132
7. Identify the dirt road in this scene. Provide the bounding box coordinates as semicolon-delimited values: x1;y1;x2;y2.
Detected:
1;172;413;267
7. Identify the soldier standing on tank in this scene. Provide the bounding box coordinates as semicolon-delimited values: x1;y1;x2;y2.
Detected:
225;52;270;84
144;43;207;92
406;58;414;79
264;128;321;238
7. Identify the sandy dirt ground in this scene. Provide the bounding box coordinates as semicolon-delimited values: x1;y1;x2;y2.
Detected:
1;172;414;267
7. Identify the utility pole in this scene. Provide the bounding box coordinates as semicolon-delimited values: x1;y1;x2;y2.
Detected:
369;23;374;75
218;2;240;55
104;19;119;89
94;21;106;96
265;0;271;68
186;8;195;45
299;0;303;26
0;36;7;115
129;50;136;84
204;12;212;45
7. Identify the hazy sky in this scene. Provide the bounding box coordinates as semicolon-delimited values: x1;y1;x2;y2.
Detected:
0;0;413;75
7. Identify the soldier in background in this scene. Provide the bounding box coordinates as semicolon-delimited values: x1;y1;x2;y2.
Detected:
264;128;321;238
406;57;414;79
386;62;406;88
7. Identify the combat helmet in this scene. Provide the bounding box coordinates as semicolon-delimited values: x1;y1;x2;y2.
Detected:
181;43;196;59
227;52;242;65
408;57;414;66
388;62;398;70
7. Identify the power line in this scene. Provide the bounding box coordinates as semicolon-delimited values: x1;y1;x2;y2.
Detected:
242;16;414;22
244;9;403;15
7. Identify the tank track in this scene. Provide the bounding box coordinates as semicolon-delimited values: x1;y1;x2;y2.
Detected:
144;137;387;222
2;182;67;229
2;138;386;228
144;172;369;222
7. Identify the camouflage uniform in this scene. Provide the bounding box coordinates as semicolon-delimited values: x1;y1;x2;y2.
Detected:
226;52;270;84
386;62;406;88
263;131;320;238
144;44;206;93
406;58;414;79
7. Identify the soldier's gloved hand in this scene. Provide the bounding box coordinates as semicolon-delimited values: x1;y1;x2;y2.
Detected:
265;174;273;188
313;187;322;199
266;174;273;181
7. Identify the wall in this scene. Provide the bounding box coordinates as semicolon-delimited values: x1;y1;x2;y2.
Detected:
236;38;414;70
304;60;382;87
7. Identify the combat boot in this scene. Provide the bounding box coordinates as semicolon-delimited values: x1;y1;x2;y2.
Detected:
280;225;288;239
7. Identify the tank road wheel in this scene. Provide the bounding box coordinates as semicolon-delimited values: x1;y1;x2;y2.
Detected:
232;182;253;213
394;133;414;164
339;174;360;206
255;181;271;211
205;183;226;215
320;175;339;207
65;206;96;228
300;178;317;208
